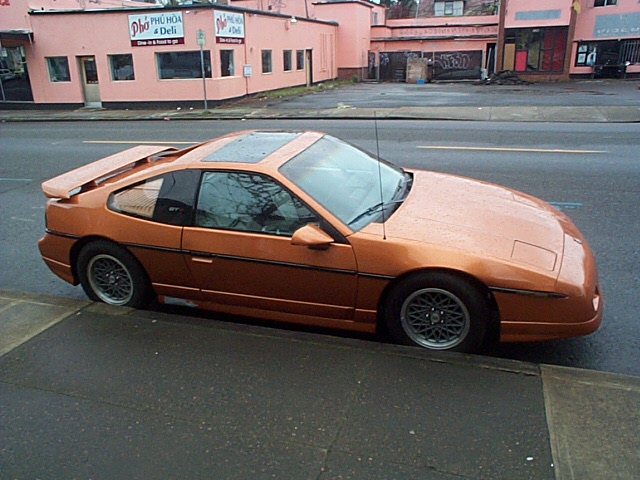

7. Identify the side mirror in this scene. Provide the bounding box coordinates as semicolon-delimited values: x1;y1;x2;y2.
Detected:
291;224;334;250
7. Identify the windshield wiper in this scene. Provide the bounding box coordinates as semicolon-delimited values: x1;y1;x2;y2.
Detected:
348;199;405;226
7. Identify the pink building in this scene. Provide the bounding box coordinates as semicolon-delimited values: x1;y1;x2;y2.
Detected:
501;0;639;79
1;0;638;107
570;0;640;78
1;0;339;106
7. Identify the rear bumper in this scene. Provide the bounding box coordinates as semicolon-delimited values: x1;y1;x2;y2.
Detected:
38;233;77;285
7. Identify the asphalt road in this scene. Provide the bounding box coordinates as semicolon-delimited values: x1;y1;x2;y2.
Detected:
1;116;639;376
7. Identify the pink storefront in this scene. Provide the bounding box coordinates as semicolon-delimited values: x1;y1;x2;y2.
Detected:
570;0;640;78
502;0;640;80
1;0;338;107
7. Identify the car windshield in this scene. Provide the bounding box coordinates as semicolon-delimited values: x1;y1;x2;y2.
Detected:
279;135;409;231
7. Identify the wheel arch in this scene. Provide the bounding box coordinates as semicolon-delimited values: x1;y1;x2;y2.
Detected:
376;267;500;341
70;236;147;285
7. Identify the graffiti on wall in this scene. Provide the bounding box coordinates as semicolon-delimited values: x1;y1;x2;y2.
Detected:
434;52;472;70
433;50;482;80
370;50;483;81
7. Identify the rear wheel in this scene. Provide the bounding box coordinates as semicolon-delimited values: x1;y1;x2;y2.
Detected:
383;272;488;353
77;241;152;308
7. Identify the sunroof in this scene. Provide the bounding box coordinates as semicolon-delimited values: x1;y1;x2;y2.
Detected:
202;131;301;163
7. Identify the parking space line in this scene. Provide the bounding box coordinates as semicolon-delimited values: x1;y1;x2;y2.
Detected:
417;146;607;154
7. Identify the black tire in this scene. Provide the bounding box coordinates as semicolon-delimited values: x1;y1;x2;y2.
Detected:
383;272;488;353
77;241;152;308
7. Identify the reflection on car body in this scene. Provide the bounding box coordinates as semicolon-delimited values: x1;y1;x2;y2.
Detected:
38;130;602;353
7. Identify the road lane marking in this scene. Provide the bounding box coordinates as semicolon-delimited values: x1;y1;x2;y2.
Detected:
417;146;607;154
0;178;32;182
83;140;197;145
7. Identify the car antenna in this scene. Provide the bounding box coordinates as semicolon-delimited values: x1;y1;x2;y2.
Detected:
374;111;387;240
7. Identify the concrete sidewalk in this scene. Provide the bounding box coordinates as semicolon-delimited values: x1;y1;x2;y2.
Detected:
1;289;638;479
1;104;640;123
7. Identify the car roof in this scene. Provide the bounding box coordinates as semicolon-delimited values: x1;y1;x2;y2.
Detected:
175;130;325;169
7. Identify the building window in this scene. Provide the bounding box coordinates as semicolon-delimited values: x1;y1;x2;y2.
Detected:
504;27;568;73
575;43;599;66
434;0;464;16
46;57;71;82
296;50;304;70
156;51;211;80
621;39;640;65
109;54;135;81
220;50;234;77
262;50;272;74
283;50;292;72
576;40;640;68
594;0;617;6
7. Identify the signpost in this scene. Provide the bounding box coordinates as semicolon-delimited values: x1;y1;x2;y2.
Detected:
197;29;208;112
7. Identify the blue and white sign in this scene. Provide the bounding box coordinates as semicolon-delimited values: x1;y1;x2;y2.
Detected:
594;12;640;38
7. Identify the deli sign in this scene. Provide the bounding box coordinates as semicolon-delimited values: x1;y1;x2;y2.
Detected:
129;12;185;47
215;11;245;44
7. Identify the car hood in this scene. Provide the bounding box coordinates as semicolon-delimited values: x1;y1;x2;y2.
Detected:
371;170;567;272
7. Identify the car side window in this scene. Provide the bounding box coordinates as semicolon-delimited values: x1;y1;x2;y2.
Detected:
195;171;317;236
108;170;199;226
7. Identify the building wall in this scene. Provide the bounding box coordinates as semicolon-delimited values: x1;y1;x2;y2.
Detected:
505;0;573;28
230;0;317;19
1;0;31;30
0;0;154;30
315;1;373;79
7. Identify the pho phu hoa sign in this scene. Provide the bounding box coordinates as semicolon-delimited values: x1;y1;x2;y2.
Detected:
129;12;185;47
215;11;245;44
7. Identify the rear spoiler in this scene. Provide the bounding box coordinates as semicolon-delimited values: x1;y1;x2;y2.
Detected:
41;145;176;199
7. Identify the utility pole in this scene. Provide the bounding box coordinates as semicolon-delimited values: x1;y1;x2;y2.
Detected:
495;0;507;73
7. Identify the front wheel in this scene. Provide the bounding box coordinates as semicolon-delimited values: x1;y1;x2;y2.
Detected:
383;272;489;353
77;241;152;308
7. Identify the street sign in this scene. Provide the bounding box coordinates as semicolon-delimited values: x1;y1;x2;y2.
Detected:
196;29;206;46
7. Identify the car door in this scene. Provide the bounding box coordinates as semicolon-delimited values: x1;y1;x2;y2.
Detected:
181;170;358;320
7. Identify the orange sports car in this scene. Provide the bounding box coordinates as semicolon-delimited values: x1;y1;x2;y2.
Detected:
38;130;602;352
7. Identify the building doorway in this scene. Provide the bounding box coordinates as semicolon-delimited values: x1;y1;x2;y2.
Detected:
305;49;313;86
78;56;101;107
485;43;496;76
0;44;33;102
